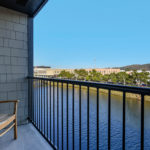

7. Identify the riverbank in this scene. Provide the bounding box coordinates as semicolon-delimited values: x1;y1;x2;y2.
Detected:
39;81;150;101
99;89;150;101
74;85;150;101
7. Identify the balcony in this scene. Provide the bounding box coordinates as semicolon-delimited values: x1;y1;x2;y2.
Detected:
0;76;150;150
27;77;150;150
0;1;150;150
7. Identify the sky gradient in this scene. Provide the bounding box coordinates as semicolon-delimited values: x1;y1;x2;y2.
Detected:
34;0;150;68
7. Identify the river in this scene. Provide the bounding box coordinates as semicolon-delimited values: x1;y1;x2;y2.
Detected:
34;85;150;150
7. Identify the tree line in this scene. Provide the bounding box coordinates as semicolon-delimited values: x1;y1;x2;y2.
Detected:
58;69;150;86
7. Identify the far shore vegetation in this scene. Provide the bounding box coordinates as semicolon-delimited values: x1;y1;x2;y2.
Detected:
58;69;150;87
57;69;150;100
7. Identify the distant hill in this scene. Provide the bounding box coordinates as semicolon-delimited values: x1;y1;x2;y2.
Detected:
119;63;150;71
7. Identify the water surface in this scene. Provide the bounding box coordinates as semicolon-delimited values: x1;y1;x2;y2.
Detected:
34;84;150;150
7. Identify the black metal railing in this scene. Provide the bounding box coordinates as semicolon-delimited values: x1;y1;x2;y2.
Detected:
28;76;150;150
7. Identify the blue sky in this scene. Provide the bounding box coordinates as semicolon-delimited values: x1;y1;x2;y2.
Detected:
34;0;150;68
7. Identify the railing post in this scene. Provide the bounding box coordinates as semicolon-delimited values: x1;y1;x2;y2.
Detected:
44;80;46;136
141;94;145;150
79;85;81;150
87;86;90;150
67;83;69;150
41;80;43;134
108;89;111;150
57;82;59;149
40;80;42;132
50;81;52;142
38;79;40;129
72;84;75;150
53;82;55;146
61;83;64;150
122;92;126;150
97;88;99;150
47;81;48;138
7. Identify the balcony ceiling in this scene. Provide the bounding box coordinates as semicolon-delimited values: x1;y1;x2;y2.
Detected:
0;0;48;17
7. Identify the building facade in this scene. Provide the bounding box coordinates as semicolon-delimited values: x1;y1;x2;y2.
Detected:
0;0;47;125
0;7;28;124
86;68;121;75
34;66;121;77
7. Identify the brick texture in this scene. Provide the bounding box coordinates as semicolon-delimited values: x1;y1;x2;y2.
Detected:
0;6;28;125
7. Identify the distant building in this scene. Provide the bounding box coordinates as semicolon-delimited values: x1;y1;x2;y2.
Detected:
34;66;121;77
124;70;150;75
34;66;51;77
126;71;133;75
85;68;120;75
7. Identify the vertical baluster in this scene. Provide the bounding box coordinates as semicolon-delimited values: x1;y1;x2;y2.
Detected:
36;80;38;126
50;81;52;142
40;80;42;132
67;83;69;150
97;88;99;150
41;80;43;134
122;92;126;150
35;80;37;127
31;79;34;123
57;82;59;149
39;79;40;130
31;79;33;122
34;79;36;124
34;80;36;125
47;81;48;138
35;80;36;126
108;90;111;150
53;82;55;146
34;80;35;125
36;80;38;127
72;84;75;150
141;94;145;150
44;80;46;136
79;85;81;150
33;79;35;124
87;86;89;150
62;83;64;150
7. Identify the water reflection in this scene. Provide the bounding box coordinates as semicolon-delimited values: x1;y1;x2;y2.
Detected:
34;84;150;150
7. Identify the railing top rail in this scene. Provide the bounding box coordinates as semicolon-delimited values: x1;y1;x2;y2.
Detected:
28;76;150;95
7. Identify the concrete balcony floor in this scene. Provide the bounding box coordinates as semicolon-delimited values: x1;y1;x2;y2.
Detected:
0;123;53;150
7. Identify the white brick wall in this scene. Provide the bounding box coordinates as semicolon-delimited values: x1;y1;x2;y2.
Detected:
0;6;28;125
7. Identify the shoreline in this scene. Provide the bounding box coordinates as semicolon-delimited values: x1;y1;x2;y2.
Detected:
73;84;150;101
40;82;150;101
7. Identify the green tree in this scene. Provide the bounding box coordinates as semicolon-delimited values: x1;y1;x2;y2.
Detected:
58;69;150;87
74;69;88;80
58;70;75;79
102;74;110;82
117;72;129;85
86;69;102;81
130;70;140;85
139;71;150;84
109;73;117;83
129;71;149;85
